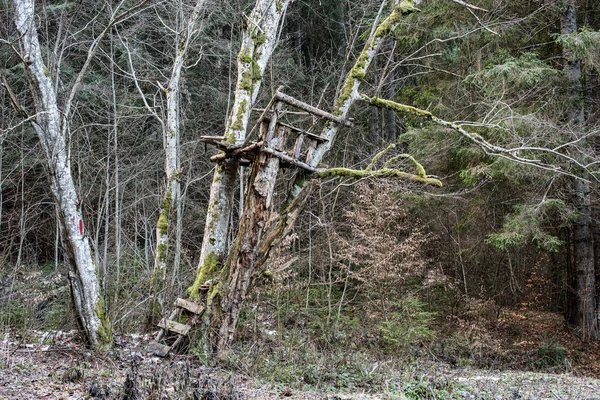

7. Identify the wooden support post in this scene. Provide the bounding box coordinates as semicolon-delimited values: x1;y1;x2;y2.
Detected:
261;147;318;172
292;135;304;159
275;91;353;127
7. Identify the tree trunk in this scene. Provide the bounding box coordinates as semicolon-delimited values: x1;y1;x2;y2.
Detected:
14;0;111;348
194;0;422;360
561;0;598;340
572;178;598;339
189;0;292;294
147;0;206;328
214;108;286;358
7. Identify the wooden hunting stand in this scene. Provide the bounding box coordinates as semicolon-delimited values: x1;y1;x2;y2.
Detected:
147;90;351;357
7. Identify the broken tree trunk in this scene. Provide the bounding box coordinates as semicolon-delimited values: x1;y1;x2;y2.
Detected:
192;0;423;360
213;104;287;356
190;0;291;295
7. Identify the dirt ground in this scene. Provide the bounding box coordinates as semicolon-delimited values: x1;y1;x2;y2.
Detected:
1;330;600;400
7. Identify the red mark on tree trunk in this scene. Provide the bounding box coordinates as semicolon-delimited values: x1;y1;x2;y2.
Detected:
79;219;84;235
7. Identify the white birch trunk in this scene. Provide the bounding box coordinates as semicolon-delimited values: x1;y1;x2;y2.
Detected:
14;0;111;348
190;0;291;295
148;0;206;324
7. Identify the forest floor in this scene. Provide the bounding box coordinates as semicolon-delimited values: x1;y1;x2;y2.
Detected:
1;329;600;400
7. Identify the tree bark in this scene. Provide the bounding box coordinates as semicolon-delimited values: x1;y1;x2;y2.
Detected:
572;178;597;339
147;0;206;328
561;0;598;340
196;0;422;360
14;0;111;348
214;108;287;358
190;0;291;294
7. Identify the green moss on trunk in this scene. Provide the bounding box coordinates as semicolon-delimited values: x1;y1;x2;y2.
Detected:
157;211;169;235
231;99;248;131
95;296;113;348
188;251;219;299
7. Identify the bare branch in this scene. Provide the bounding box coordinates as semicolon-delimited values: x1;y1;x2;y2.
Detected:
63;0;152;122
449;0;488;12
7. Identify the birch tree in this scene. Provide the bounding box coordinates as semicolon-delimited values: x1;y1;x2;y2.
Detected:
12;0;148;348
134;0;208;328
13;0;110;348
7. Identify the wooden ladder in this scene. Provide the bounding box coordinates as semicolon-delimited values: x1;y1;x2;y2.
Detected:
147;297;205;357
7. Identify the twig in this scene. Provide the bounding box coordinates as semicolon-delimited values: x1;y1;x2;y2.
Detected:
449;0;488;12
550;390;563;400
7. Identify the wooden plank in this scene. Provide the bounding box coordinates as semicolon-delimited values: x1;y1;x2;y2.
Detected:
262;118;327;143
253;108;311;116
158;319;191;336
175;298;205;315
147;341;170;357
275;91;353;127
155;308;179;341
292;135;304;158
261;147;318;172
210;141;263;162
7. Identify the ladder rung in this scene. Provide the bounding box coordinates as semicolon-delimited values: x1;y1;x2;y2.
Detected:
175;298;205;315
147;341;170;357
158;319;191;335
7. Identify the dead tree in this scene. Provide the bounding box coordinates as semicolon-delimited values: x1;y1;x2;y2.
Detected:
181;0;428;360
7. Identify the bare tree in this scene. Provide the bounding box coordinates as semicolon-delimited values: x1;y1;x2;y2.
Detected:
11;0;149;348
187;0;425;360
125;0;208;328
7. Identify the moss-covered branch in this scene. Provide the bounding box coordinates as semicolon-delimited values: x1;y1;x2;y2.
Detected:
359;94;585;177
367;144;397;170
316;167;442;187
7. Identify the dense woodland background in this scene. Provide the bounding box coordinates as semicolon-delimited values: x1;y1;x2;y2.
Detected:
2;0;600;388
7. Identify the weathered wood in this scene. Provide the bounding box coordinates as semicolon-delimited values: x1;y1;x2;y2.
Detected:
245;92;280;144
261;147;318;172
199;136;240;152
262;118;328;143
158;319;191;335
275;91;353;127
199;135;227;141
292;135;304;159
210;141;263;162
175;298;205;315
147;341;171;357
253;108;311;116
154;308;180;341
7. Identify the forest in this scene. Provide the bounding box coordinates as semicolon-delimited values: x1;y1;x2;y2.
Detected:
1;0;600;398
